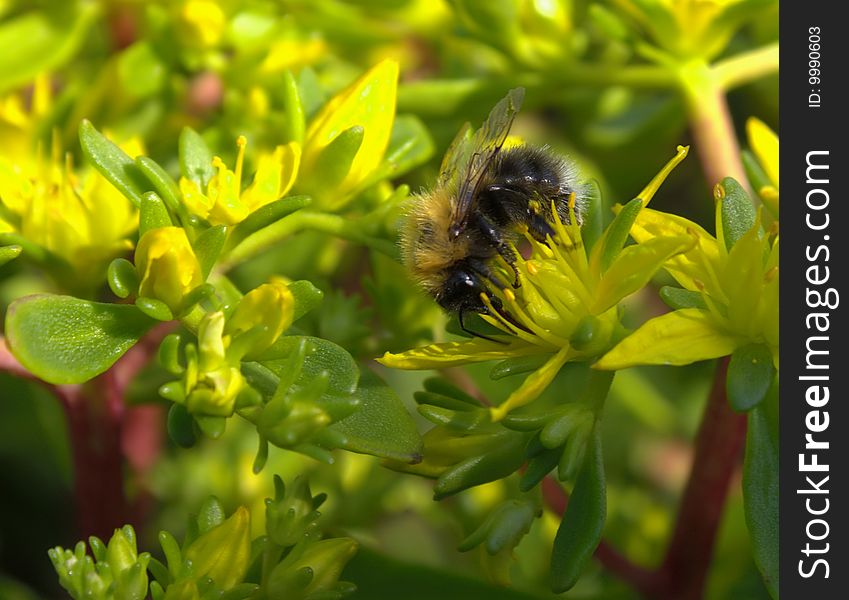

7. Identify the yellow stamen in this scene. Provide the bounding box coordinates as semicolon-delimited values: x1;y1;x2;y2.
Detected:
235;135;247;188
764;266;778;283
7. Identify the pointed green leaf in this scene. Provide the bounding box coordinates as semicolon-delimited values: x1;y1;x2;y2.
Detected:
136;156;181;214
167;404;196;448
193;225;227;279
743;393;778;598
179;127;214;188
434;433;527;500
281;70;306;144
0;244;23;266
310;125;364;188
139;192;172;236
226;196;311;252
286;280;324;322
659;286;707;310
718;177;757;251
79;120;150;207
550;427;605;592
727;343;775;412
333;369;423;463
580;181;604;252
5;294;155;384
599;197;643;272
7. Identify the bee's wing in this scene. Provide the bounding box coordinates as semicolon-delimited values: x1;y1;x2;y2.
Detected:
448;87;525;231
438;122;473;188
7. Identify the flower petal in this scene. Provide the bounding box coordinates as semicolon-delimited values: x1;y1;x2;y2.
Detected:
626;206;721;291
592;233;695;314
594;308;740;370
490;346;571;421
377;338;544;370
747;117;778;188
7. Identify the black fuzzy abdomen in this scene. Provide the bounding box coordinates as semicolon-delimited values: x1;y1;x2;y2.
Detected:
476;145;582;237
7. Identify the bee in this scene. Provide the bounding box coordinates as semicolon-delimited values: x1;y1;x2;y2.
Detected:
400;87;587;338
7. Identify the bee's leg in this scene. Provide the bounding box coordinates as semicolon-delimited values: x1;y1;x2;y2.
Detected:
471;213;521;288
458;310;506;345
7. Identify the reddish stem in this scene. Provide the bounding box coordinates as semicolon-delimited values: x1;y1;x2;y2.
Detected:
1;324;171;539
649;357;747;599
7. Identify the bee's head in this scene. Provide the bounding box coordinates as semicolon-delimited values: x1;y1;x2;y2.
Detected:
437;267;487;313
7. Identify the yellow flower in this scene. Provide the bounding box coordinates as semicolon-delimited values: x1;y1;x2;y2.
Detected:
0;74;52;164
595;178;778;370
135;226;203;312
746;117;779;217
380;146;691;420
183;311;246;417
179;136;300;226
226;281;294;357
176;0;226;49
297;60;398;210
0;136;139;289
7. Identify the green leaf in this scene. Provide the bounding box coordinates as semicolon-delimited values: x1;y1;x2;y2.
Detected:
107;258;139;299
79;120;150;207
365;114;434;184
179;127;214;188
344;546;550;600
139;192;172;236
5;294;155;384
258;336;359;406
600;197;643;272
743;393;778;599
0;244;22;267
280;70;305;144
135;297;174;322
193;225;227;279
226;196;311;252
550;427;605;593
434;433;527;499
580;181;604;252
287;280;324;322
0;4;97;93
332;369;423;462
718;177;757;251
659;286;707;310
167;404;197;448
727;343;775;412
136;156;182;215
311;125;364;188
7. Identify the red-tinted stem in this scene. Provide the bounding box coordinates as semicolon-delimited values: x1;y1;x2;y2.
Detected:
650;357;747;599
62;373;129;540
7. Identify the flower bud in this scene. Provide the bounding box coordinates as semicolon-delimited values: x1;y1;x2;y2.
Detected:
135;227;203;312
267;538;358;600
226;282;294;357
184;506;251;589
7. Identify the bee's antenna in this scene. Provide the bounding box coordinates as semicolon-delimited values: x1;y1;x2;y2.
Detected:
458;311;507;345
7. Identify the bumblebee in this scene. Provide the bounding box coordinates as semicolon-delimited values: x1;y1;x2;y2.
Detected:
400;88;587;336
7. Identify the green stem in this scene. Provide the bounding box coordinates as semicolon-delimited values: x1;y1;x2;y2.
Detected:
678;61;748;191
223;211;399;268
713;42;779;91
